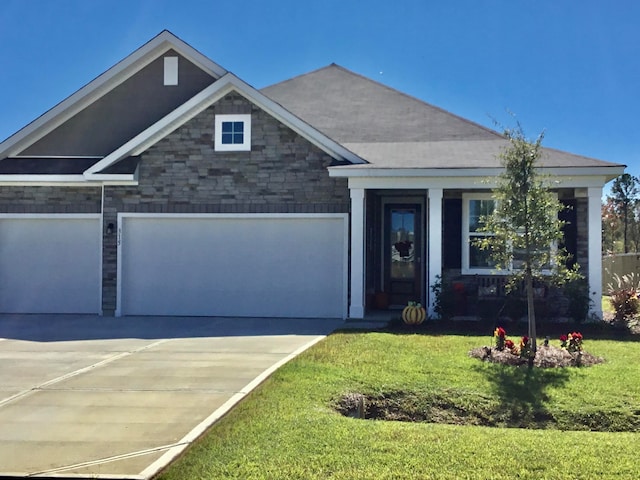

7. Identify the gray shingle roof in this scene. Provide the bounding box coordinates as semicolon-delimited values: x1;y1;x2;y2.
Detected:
262;64;622;170
339;141;617;169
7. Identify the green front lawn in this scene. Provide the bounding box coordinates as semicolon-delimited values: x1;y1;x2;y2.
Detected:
157;330;640;480
603;295;615;314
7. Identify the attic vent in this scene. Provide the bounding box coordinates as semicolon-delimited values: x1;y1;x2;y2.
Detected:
164;56;178;86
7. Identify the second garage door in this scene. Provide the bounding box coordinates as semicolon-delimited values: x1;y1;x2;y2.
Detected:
118;214;348;318
0;215;101;314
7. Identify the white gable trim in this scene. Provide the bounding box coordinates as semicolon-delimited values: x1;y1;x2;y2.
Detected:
85;73;364;177
0;31;227;159
0;175;136;186
0;176;96;186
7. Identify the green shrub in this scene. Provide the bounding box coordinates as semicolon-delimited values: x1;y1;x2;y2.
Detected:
564;277;591;323
431;275;456;319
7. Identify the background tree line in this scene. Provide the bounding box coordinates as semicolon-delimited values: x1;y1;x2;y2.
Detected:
603;173;640;254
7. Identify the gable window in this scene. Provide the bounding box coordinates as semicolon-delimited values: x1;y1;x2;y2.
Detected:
215;114;251;151
462;193;497;274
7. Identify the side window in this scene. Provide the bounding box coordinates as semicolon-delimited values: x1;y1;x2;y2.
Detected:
462;194;497;274
461;192;557;274
215;114;251;151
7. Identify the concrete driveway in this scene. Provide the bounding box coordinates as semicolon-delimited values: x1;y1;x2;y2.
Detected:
0;315;344;479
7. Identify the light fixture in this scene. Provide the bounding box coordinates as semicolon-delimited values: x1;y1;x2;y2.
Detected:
106;223;114;235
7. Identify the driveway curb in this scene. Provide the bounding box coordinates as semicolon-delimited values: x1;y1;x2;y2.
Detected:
140;334;328;479
0;316;342;479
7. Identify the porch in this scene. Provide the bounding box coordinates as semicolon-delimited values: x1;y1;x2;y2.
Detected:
346;185;604;321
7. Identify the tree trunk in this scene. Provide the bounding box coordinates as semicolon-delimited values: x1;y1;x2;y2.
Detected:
526;270;536;369
624;202;629;253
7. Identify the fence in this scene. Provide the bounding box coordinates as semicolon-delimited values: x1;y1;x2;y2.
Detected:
602;253;640;292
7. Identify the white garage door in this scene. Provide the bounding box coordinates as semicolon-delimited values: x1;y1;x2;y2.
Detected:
0;215;101;314
118;214;348;318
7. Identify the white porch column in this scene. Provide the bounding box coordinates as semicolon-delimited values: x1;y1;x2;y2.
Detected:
428;188;443;318
349;188;365;318
588;186;603;320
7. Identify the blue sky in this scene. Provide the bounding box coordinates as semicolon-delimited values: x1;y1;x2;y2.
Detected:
0;0;638;187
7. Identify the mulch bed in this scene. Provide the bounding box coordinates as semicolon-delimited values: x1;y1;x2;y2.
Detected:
469;344;604;368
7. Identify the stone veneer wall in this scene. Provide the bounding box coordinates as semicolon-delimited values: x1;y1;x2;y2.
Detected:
101;93;350;314
0;186;101;213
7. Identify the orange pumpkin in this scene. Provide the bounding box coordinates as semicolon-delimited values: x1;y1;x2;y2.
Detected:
402;303;426;325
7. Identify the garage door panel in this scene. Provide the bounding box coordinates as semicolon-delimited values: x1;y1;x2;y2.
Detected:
120;215;346;318
0;217;101;314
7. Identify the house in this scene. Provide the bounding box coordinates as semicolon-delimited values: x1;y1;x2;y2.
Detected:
0;31;624;320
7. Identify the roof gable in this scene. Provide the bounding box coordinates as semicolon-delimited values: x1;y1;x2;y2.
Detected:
86;73;364;177
0;31;227;159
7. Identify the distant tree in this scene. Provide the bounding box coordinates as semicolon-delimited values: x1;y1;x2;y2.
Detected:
602;197;621;254
475;124;581;367
610;173;639;253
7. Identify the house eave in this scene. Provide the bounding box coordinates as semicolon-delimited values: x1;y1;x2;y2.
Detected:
329;165;625;181
0;175;96;186
0;174;137;186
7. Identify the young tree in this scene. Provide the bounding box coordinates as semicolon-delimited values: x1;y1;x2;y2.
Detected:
475;124;580;366
610;173;639;253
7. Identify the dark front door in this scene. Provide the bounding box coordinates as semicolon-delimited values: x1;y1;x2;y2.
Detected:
384;204;423;307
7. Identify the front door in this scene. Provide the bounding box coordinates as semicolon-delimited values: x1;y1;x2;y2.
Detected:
384;204;423;307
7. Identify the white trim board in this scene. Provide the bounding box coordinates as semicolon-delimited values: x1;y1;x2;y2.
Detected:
345;173;621;191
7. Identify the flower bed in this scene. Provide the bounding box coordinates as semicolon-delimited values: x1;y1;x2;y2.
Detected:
469;344;603;368
470;327;604;368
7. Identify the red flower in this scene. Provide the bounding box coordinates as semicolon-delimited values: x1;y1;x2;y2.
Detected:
496;327;506;338
505;339;515;349
572;332;583;341
521;336;529;345
559;334;568;342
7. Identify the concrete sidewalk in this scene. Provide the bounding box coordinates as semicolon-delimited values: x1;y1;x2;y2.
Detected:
0;315;344;478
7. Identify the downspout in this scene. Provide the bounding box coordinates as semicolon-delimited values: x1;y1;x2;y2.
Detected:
100;183;105;316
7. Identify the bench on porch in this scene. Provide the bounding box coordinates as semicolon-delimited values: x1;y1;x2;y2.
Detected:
448;275;549;322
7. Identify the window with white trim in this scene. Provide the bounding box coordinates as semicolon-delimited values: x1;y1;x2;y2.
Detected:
215;114;251;151
462;193;497;274
461;192;557;275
